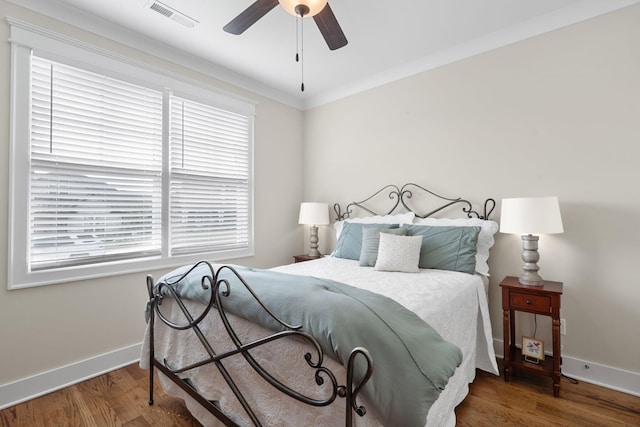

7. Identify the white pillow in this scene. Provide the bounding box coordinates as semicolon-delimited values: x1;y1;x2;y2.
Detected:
411;217;498;276
374;233;422;273
334;212;415;239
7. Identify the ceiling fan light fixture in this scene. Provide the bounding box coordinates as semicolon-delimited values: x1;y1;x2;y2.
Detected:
278;0;328;17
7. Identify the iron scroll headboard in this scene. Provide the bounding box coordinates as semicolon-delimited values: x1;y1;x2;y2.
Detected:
334;183;495;221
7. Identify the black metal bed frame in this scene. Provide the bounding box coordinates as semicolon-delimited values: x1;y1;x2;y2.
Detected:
147;262;373;427
145;183;495;427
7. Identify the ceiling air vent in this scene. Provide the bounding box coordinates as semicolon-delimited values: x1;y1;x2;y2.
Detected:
146;1;199;28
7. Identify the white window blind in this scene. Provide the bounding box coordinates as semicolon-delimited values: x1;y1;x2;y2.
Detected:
169;97;251;255
9;21;255;288
30;57;164;270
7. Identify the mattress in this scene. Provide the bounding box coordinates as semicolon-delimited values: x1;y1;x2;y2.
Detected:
140;257;498;426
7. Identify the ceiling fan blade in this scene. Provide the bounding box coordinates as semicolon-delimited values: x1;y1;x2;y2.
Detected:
313;3;348;50
223;0;279;35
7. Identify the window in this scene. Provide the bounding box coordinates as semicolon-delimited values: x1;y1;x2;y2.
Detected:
29;57;165;271
169;97;251;256
8;22;254;289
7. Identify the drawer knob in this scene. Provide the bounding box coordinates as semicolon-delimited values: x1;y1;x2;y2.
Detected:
526;300;532;305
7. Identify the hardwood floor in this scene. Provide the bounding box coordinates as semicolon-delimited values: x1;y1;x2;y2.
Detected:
1;362;638;426
457;369;640;426
0;364;200;427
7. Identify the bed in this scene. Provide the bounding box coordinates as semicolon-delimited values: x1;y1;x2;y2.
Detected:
140;183;500;426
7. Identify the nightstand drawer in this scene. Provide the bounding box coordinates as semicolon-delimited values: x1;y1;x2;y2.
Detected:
510;292;551;313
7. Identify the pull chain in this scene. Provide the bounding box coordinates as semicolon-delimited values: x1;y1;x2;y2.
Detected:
295;15;299;63
300;16;304;92
293;10;306;92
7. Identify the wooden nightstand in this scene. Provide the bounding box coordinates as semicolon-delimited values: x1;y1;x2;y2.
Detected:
500;276;563;397
293;254;321;263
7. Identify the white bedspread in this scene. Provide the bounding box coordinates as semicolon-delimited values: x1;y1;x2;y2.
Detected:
140;257;498;426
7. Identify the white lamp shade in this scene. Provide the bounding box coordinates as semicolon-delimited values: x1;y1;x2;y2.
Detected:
500;197;564;235
299;202;329;225
278;0;328;17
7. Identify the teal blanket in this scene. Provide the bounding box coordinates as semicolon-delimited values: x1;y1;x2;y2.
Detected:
159;264;462;426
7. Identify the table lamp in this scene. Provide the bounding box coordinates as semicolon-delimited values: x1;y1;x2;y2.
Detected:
500;196;564;286
298;202;329;257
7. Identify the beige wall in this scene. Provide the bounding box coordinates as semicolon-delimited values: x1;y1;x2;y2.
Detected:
303;5;640;373
0;1;304;385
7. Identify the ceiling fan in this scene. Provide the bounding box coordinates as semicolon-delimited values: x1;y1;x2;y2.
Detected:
223;0;348;51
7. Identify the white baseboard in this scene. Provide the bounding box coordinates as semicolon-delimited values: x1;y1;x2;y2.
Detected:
0;343;142;410
493;339;640;397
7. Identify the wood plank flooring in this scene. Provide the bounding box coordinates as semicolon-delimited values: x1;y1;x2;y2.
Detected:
1;362;638;426
0;364;199;427
457;369;640;426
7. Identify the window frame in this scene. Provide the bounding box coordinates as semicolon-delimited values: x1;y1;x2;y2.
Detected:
8;19;255;289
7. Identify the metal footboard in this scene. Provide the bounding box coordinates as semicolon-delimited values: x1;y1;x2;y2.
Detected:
146;261;374;427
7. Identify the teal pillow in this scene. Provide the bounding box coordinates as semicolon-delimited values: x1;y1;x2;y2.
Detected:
359;227;408;267
402;225;481;274
331;222;398;260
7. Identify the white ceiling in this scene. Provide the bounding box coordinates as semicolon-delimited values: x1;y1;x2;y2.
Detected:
7;0;639;109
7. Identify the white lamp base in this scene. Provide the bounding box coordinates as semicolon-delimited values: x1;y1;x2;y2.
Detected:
519;234;544;286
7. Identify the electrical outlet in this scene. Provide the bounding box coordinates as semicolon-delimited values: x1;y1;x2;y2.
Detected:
560;318;566;336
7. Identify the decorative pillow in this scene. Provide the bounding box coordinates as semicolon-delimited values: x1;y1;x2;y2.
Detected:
412;218;498;276
374;233;422;273
333;212;415;240
359;227;408;267
331;222;398;260
402;225;481;275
